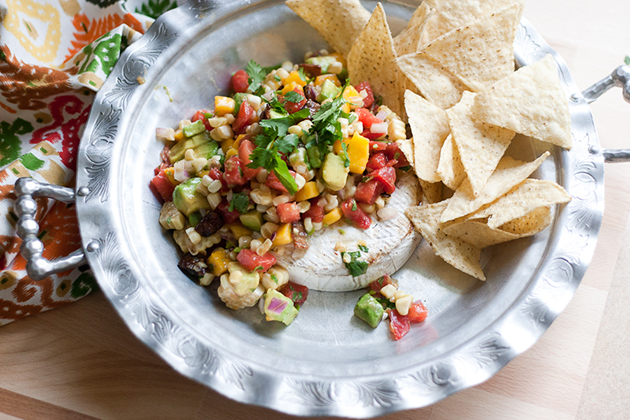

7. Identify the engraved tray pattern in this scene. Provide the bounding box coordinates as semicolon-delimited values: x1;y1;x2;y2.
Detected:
74;1;604;417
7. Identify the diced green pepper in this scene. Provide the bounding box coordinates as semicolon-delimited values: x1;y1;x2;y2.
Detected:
354;293;384;328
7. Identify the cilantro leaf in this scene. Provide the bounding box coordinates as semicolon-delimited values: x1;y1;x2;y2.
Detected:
358;244;369;253
228;192;250;214
273;156;298;195
284;91;304;103
259;109;309;137
249;148;276;171
340;142;350;168
625;56;630;66
276;134;300;154
341;251;368;277
246;60;267;94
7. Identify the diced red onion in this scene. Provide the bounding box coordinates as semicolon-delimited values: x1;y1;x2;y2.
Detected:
268;297;288;314
375;110;388;121
370;122;388;134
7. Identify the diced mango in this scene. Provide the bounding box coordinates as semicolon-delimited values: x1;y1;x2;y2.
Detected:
330;52;347;67
233;134;245;151
214;96;235;116
228;222;253;239
164;167;177;185
294;181;319;202
174;129;185;142
314;74;341;87
281;81;304;96
273;223;292;246
343;85;363;109
347;132;370;174
226;148;238;159
221;138;234;154
322;208;343;226
282;70;307;87
333;139;346;155
208;248;231;276
342;103;351;114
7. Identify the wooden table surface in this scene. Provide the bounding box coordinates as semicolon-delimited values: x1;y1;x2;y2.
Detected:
2;1;630;419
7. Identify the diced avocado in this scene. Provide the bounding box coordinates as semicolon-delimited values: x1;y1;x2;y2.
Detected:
306;56;337;73
317;79;341;102
239;210;263;231
321;152;349;191
233;92;248;115
172;177;211;216
169;132;212;162
269;109;287;119
264;289;299;325
354;293;384;328
183;119;205;137
188;212;203;227
193;137;219;159
227;262;260;295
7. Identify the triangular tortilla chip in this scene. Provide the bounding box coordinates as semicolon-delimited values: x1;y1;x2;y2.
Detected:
420;0;524;46
422;4;520;92
440;152;550;222
348;4;405;118
397;52;467;109
405;90;451;182
446;91;514;196
437;134;466;190
286;0;371;56
471;179;570;228
443;218;521;248
499;206;551;235
393;2;433;56
406;200;485;280
419;180;443;204
472;54;573;149
396;138;414;167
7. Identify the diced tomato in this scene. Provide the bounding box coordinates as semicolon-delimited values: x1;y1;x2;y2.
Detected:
302;201;324;223
283;88;307;114
369;141;388;153
356;108;384;129
354;81;374;108
366;152;388;171
191;109;212;131
367;274;394;293
223;155;247;186
238;139;260;180
371;166;396;194
408;301;428;323
233;101;255;134
237;248;276;273
216;200;241;224
150;169;175;202
386;142;410;168
388;309;411;341
277;202;301;223
340;198;371;230
361;130;387;140
231;69;249;93
279;281;309;306
265;170;297;193
354;179;384;205
208;167;229;193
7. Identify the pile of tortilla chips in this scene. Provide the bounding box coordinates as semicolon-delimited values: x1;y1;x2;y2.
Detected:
287;0;572;280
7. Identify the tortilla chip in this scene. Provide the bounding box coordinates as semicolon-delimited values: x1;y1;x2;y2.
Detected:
397;52;467;109
446;91;514;196
394;2;433;56
472;179;570;228
286;0;371;56
422;4;521;92
405;90;451;182
472;54;573;149
499;206;552;235
419;180;443;204
406;200;485;280
440;152;550;222
437;134;466;190
396;138;414;167
420;0;524;46
443;218;521;248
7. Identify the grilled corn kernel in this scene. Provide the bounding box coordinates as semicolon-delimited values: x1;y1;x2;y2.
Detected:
395;295;413;316
380;284;397;299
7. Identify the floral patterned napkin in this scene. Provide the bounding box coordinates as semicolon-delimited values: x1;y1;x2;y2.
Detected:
0;0;182;326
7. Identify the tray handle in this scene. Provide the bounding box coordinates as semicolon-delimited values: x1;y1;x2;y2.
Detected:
581;64;630;163
14;178;87;281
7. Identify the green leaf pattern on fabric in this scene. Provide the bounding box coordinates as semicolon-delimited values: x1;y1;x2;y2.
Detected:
79;32;122;77
135;0;177;19
70;272;99;298
0;118;34;167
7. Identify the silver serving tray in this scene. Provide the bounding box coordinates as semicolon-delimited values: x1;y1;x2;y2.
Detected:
37;0;610;417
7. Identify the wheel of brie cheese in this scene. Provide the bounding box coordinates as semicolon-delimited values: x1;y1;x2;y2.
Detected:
275;171;422;292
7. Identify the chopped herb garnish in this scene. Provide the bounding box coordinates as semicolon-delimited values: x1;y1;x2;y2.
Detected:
274;75;282;82
284;90;304;103
351;200;358;211
625;56;630;65
341;251;368;277
246;60;276;95
254;265;264;271
271;273;279;284
338;229;346;235
228;192;250;214
358;244;369;253
348;113;357;124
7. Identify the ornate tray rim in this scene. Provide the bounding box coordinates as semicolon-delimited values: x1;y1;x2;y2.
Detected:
74;1;604;417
